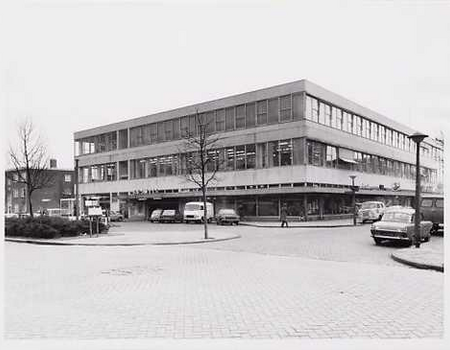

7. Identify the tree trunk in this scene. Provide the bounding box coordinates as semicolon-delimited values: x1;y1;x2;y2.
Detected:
27;187;34;218
202;186;208;239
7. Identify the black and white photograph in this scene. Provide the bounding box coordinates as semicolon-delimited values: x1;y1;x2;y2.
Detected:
1;1;448;350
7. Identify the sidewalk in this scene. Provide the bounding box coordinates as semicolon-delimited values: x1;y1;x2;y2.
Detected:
391;246;444;272
5;226;240;246
240;218;359;228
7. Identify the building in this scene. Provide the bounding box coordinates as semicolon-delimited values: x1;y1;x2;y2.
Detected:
73;80;444;221
5;159;75;215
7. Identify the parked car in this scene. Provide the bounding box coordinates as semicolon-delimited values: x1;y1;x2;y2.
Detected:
358;201;385;223
421;195;444;235
183;202;214;223
109;211;124;222
370;207;432;246
159;209;183;223
5;213;19;219
216;209;240;225
149;209;163;223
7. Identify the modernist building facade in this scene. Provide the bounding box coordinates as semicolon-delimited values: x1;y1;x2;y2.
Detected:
5;160;75;215
74;80;444;220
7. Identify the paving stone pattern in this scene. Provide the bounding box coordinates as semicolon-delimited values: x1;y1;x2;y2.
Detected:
5;236;443;340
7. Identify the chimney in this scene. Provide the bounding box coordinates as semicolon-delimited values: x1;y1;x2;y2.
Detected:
49;159;57;169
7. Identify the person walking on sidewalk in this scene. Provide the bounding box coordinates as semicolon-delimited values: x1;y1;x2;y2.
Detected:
280;204;288;228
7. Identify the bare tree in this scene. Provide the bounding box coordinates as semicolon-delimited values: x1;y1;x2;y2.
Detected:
181;112;223;239
9;119;55;217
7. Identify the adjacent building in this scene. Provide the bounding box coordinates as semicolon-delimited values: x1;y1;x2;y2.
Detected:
5;159;75;215
74;80;444;221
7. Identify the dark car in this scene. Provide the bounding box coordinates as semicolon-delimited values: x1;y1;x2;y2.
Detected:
370;207;432;246
421;196;444;234
159;209;183;223
149;209;163;222
216;209;240;225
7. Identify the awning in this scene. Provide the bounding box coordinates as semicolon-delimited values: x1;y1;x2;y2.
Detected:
339;157;357;164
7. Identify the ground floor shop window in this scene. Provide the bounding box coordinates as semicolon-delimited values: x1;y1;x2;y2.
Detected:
258;197;279;216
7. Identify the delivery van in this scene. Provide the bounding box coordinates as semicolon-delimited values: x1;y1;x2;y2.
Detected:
183;202;214;223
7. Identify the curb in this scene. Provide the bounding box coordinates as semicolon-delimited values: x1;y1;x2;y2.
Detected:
239;222;359;229
5;234;241;247
391;252;444;272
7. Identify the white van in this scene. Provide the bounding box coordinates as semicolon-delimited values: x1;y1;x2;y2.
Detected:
183;202;214;223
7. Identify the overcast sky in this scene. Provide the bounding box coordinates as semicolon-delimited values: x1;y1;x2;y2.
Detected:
2;0;449;169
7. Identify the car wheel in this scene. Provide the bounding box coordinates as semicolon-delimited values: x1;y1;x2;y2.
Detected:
373;238;382;245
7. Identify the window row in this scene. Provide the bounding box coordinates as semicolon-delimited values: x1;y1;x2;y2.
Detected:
307;140;437;183
305;95;442;161
76;93;303;155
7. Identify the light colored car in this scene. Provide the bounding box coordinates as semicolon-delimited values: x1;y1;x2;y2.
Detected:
370;207;432;246
358;201;385;223
216;209;240;225
5;213;19;219
149;209;163;223
109;211;124;222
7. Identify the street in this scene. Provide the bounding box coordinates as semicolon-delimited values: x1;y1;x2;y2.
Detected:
4;222;444;339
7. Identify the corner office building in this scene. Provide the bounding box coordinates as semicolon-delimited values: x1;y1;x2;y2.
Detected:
74;80;444;221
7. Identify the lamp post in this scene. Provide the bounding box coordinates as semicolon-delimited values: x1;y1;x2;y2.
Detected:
74;158;80;220
349;175;357;226
408;132;428;248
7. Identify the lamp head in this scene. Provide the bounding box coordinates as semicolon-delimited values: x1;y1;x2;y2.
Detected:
408;132;428;144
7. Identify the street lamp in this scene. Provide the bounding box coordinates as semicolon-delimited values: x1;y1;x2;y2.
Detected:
349;175;357;226
409;132;428;248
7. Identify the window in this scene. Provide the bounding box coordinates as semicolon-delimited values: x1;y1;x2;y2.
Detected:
333;107;342;129
150;123;157;143
325;104;332;126
164;120;173;141
215;109;225;132
235;145;246;170
269;141;279;167
13;188;19;198
354;116;362;136
326;146;337;168
421;199;433;207
91;165;101;181
435;199;443;208
225;147;235;171
257;100;268;125
279;95;292;121
225;107;235;131
173;119;180;140
268;98;279;124
393;131;398;148
246;144;256;169
279;139;292;166
235;105;246;129
189;115;197;137
205;111;215;134
157;122;165;142
64;174;72;182
386;128;392;145
246;103;256;128
371;122;377;141
118;129;128;149
148;158;157;177
318;102;326;124
180;116;190;137
307;140;324;167
258;197;279;216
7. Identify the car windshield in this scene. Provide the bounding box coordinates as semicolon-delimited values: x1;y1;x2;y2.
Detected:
382;211;412;223
361;203;378;209
163;210;175;215
219;209;236;215
151;210;162;216
185;204;203;211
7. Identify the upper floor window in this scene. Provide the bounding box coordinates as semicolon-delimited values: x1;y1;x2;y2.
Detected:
64;174;72;182
257;100;268;125
279;95;292;121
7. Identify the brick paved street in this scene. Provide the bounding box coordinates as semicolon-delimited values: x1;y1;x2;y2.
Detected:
4;223;444;340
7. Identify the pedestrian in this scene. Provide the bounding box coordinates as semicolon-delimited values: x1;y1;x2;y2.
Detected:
280;204;288;228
